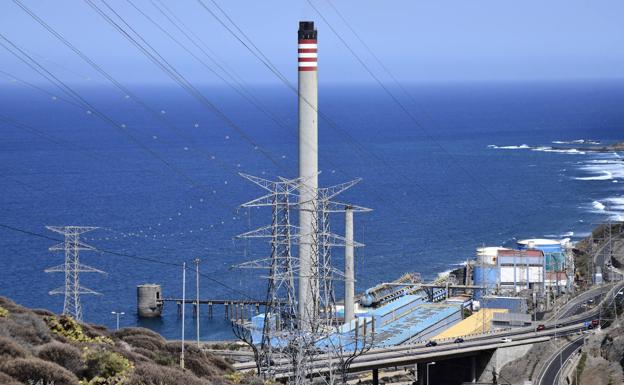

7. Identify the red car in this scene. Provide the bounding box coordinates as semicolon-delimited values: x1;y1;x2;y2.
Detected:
536;324;546;331
591;319;600;327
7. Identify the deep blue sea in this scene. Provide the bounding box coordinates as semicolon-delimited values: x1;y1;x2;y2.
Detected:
1;80;623;340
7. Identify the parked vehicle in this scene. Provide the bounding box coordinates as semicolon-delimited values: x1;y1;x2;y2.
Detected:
425;341;438;347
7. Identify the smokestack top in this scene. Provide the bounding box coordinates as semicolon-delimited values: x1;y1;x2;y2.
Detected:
298;21;317;71
298;21;317;40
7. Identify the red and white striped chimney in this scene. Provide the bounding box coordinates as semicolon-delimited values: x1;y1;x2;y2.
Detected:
297;21;318;328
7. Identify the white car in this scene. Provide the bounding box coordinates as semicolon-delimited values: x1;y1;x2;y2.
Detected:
500;338;512;343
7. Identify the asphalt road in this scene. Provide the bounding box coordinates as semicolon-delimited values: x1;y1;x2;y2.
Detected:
537;336;584;385
553;284;612;320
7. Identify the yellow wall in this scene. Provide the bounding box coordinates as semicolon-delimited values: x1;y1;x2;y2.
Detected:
434;308;508;340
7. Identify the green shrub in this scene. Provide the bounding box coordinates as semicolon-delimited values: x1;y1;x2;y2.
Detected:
226;371;263;385
47;315;113;345
126;362;210;385
0;306;8;318
37;341;83;374
82;348;132;381
0;336;28;359
1;356;80;385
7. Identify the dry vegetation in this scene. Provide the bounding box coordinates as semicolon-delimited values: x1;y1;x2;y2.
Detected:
0;296;262;385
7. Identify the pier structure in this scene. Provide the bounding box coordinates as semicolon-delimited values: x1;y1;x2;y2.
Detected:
136;284;272;320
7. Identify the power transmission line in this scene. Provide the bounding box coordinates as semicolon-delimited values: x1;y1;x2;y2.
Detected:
84;0;287;172
0;32;216;194
11;0;250;177
305;0;501;202
0;222;258;300
194;0;435;208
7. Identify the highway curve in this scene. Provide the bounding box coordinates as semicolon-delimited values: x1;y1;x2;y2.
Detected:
537;336;584;385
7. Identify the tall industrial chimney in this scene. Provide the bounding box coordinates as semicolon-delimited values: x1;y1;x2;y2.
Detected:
344;206;355;324
297;21;318;327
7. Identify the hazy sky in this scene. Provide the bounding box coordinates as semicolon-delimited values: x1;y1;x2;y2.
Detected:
1;0;623;85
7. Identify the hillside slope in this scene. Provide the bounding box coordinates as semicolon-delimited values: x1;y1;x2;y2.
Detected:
0;296;258;385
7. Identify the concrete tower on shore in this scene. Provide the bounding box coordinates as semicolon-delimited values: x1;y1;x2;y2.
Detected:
344;206;355;324
297;21;319;327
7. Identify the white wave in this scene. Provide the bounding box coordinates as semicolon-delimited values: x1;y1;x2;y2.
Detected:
575;171;613;181
488;144;530;150
551;139;599;145
574;156;624;181
545;148;586;154
605;197;624;211
531;146;586;154
593;201;606;211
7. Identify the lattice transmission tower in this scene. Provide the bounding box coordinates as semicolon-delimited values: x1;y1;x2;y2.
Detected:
45;226;105;321
233;173;302;379
233;173;371;385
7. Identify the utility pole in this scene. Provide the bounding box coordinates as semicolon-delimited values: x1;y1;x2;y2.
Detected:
194;258;201;348
181;262;186;369
45;226;104;321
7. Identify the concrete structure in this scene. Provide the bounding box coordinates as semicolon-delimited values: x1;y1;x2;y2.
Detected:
491;312;532;328
476;246;509;265
297;21;319;326
344;206;355;324
517;238;566;272
137;284;163;318
498;249;545;292
480;295;528;313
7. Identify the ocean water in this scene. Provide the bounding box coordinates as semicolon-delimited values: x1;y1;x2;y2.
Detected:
1;80;623;340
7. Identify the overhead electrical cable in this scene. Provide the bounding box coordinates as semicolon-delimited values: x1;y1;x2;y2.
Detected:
133;0;373;195
305;0;502;202
83;0;286;172
194;0;435;205
0;33;220;196
0;222;258;300
11;0;249;178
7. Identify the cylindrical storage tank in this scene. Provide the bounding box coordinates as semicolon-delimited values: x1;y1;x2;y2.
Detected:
473;265;498;299
476;247;509;265
517;239;562;253
137;284;163;318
